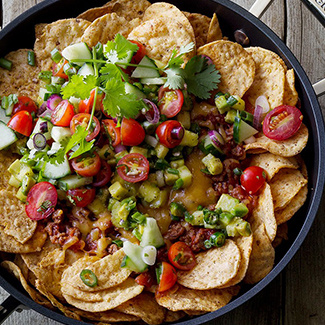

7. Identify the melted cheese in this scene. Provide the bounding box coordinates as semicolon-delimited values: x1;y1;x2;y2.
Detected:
191;102;218;120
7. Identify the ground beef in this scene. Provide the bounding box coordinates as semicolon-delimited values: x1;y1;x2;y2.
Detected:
107;243;119;255
164;222;186;241
156;247;168;263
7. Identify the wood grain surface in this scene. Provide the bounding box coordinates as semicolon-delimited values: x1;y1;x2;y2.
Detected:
0;0;324;324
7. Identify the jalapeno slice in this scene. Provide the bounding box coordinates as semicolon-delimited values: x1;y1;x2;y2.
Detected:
80;269;98;287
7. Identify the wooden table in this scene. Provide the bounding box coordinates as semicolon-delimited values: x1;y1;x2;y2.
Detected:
0;0;324;324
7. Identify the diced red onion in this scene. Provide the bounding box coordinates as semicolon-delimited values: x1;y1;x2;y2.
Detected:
143;99;160;124
114;144;126;153
37;102;48;117
253;105;264;130
208;130;225;146
145;135;158;148
39;121;48;133
244;135;256;144
33;133;47;150
47;94;62;111
171;126;184;140
218;125;227;142
40;108;53;119
200;54;214;65
255;95;270;114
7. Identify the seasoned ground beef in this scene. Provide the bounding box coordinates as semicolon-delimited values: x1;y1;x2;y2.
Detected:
164;222;185;241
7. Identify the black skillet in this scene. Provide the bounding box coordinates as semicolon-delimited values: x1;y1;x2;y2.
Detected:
0;0;324;324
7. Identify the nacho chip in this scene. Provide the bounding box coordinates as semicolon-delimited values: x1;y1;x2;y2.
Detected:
155;284;239;312
13;254;29;279
272;222;289;248
115;292;166;325
275;185;308;225
197;40;255;97
164;310;186;322
245;123;309;157
183;12;211;48
0;49;41;101
270;168;307;210
63;278;144;312
249;152;299;181
34;19;91;70
207;13;223;43
244;223;275;284
35;23;47;39
283;69;298;106
185;310;206;316
177;239;241;289
62;249;131;292
245;47;285;109
128;17;195;66
0;151;19;189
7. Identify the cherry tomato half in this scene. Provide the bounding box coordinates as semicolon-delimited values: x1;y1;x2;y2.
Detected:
93;160;112;187
102;119;121;147
8;111;33;137
78;89;104;114
263;105;303;141
12;96;38;115
155;120;184;148
70;113;100;141
51;100;75;127
66;188;96;207
135;271;155;289
240;166;266;195
158;87;184;118
25;182;58;220
53;58;69;80
117;153;149;183
121;118;145;146
168;242;197;271
130;40;147;64
157;262;177;292
71;152;101;177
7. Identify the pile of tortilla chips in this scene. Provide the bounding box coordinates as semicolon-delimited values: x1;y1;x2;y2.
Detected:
0;0;309;324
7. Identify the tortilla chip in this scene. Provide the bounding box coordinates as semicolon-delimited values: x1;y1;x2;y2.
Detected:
13;254;29;279
270;168;307;211
249;153;299;181
0;225;46;253
275;184;308;225
63;278;144;312
177;239;241;289
185;310;206;316
183;12;211;48
0;49;41;101
245;123;309;157
116;292;166;325
283;69;298;106
164;310;186;322
244;223;275;284
128;17;195;66
35;23;47;39
0;151;19;189
0;190;37;244
155;284;239;312
34;19;91;70
207;13;223;43
197;40;255;97
272;222;288;248
81;13;141;48
245;47;285;109
62;249;131;292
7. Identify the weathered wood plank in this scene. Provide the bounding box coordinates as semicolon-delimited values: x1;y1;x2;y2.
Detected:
2;0;37;27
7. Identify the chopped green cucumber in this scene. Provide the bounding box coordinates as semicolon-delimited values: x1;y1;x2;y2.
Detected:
27;118;53;150
77;63;95;76
62;42;91;66
21;175;36;196
131;56;160;79
122;241;148;273
149;188;168;208
57;174;93;191
140;77;166;85
233;116;258;143
43;156;71;179
124;82;146;99
164;169;179;186
177;165;192;188
202;153;223;175
140;218;165;248
225;109;237;124
51;126;72;143
0;121;17;150
155;143;169;159
180;130;199;147
200;135;224;157
0;109;11;124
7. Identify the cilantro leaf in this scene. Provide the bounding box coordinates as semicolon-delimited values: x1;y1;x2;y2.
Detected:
164;67;185;90
164;42;195;69
102;78;143;118
104;34;138;64
184;56;221;99
61;74;98;100
99;63;128;86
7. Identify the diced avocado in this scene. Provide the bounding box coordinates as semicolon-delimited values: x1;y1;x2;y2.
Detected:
16;164;34;182
231;203;249;218
180;130;199;147
8;175;21;188
177;111;191;129
16;187;27;203
130;146;148;157
164;169;179;186
111;200;130;229
140;217;165;248
149;189;169;208
226;217;251;237
97;144;115;160
216;194;240;213
231;95;245;111
186;210;204;226
122;241;148;272
225;109;237;124
21;175;36;196
177;165;192;188
233;116;258;144
115;150;129;162
87;198;107;215
236;219;252;236
219;212;235;228
57;175;93;191
8;159;22;176
170;202;186;217
170;159;184;169
155;143;169;159
139;181;160;203
109;181;128;200
215;95;229;114
202;153;223;175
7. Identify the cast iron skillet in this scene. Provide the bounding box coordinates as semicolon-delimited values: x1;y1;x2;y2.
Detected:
0;0;324;324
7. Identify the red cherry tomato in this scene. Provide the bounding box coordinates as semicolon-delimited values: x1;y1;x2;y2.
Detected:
157;262;177;292
121;118;145;146
240;166;267;195
71;152;101;177
135;271;155;288
53;58;69;80
117;153;149;183
7;111;33;137
155;120;184;148
66;188;96;207
78;89;104;114
168;242;197;271
12;96;38;115
70;113;100;141
25;182;58;220
102;119;121;147
51;100;75;127
158;87;184;118
263;105;303;141
93;160;112;187
129;40;147;64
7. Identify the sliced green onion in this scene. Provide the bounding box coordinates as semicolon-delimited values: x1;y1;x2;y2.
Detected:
204;239;212;249
233;168;243;176
155;264;162;284
155;158;169;170
63;62;77;76
51;48;62;63
112;239;123;247
210;232;226;247
0;57;13;70
80;269;98;287
227;95;238;107
39;70;52;82
173;178;184;190
167;168;179;175
27;51;35;66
